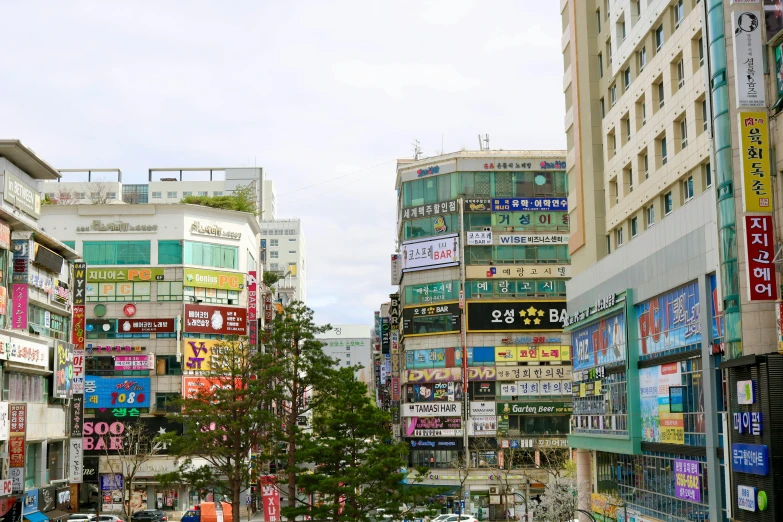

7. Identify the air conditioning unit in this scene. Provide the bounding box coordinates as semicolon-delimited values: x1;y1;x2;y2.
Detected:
489;487;499;495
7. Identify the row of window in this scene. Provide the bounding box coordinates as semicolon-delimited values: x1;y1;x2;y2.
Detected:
403;279;567;305
68;240;239;269
266;238;297;247
404;211;569;240
466;245;570;265
268;250;297;258
402;171;568;208
152;191;223;199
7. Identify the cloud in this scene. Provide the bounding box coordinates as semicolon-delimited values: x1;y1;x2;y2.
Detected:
484;26;560;52
332;61;480;98
419;0;476;25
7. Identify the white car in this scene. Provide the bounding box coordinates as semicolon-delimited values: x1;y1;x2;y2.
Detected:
99;516;125;522
430;515;453;522
68;516;97;522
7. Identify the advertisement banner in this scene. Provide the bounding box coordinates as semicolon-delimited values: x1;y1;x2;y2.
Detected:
69;438;83;484
470;401;496;416
491;197;568;211
405;347;463;369
407;382;460;402
636;281;701;356
53;342;74;399
731;443;769;475
466;300;566;332
404;416;462;437
466;265;570;279
401;402;462;417
732;10;766;108
640;363;686;444
184;268;245;291
247;271;257;350
182;376;241;400
490;210;569;228
466;231;492;245
674;459;701;503
4;171;41;218
11;284;27;330
100;474;123;491
6;336;48;369
87;267;164;282
261;479;280;522
9;404;26;469
404;366;496;384
739;112;773;212
0;403;8;442
496;365;572;381
72;306;86;350
70;395;84;437
495;345;569;362
496;402;572;415
402;302;460;337
571;312;626;371
498;233;569;245
471;416;497;435
12;238;30;284
381;317;390;354
182;339;231;372
84;417;182;454
391;377;400;401
72;347;85;394
0;219;9;251
114;355;150;371
744;215;777;300
183;304;247;335
401;199;458;220
463;198;492;212
401;234;459;273
84;377;151;409
391;253;402;285
117;318;175;334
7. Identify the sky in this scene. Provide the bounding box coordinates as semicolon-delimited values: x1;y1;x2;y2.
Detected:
0;1;566;328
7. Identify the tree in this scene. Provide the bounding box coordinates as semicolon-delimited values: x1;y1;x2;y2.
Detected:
161;338;278;522
287;367;436;522
181;184;260;215
529;474;590;522
261;301;338;521
100;422;164;521
263;271;282;288
88;180;114;204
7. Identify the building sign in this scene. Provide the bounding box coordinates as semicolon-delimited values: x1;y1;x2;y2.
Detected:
69;395;84;437
502;380;571;395
738;112;773;212
401;402;462;417
640;363;685;444
495;345;570;362
87;268;164;282
53;342;73;399
564;293;624;327
184;268;245;291
401;200;458;220
401;234;459;272
738;485;759;512
496;365;572;381
402;302;460;337
408;438;463;450
0;336;49;369
496;402;572;415
572;312;626;371
491;198;568;211
732;443;769;475
466;265;570;279
69;438;83;484
247;271;257;350
3;171;41;218
84;377;151;409
466;230;492;246
463;199;492;212
11;238;29;285
390;253;402;285
183;304;247;335
9;404;25;492
498;233;569;245
190;221;241;240
389;293;401;329
76;220;157;233
674;459;701;502
381;317;390;354
84;417;182;454
117;318;175;334
466;301;566;332
407;382;461;402
114;355;150;371
472;416;497;435
406;347;462;369
636;282;701;356
733;411;762;435
10;285;26;330
738;379;756;404
470;401;496;416
404;417;462;437
744;215;777;300
732;11;766;108
391;377;400;401
182;339;232;371
264;293;273;322
0;220;9;251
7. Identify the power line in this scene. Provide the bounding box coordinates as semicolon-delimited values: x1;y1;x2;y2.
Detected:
277;159;395;197
279;162;392;206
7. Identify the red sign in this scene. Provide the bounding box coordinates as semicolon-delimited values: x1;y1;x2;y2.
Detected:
9;405;25;468
744;215;778;301
117;318;175;333
391;377;401;401
123;304;137;317
72;305;86;348
248;271;258;349
260;477;280;522
264;294;273;322
183;304;247;335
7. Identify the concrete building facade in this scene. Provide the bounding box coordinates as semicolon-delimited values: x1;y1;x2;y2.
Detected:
260;219;306;304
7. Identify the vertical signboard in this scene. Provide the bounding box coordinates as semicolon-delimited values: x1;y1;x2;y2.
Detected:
247;271;258;351
260;476;280;522
738;112;773;213
72;263;87;396
9;404;26;493
381;317;390;354
732;10;766;108
744;215;778;301
11;284;27;330
70;395;84;484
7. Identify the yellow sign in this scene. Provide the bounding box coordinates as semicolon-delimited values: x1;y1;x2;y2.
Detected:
466;265;570;279
590;494;618;518
739;111;773;213
182;339;229;371
495;346;518;362
496;346;570;362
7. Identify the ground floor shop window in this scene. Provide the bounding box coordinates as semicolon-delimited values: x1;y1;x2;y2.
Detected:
155;488;179;511
408;450;460;469
25;442;41;488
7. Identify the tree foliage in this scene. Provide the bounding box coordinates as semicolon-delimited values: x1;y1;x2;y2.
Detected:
181;184;260;215
263;271;282;287
529;474;590;522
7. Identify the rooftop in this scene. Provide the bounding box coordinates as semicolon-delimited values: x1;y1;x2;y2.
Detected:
0;140;61;180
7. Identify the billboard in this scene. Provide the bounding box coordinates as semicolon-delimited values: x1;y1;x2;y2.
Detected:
183;304;247;335
402;302;460;336
404;416;462;437
744;215;778;301
84;377;151;409
53;342;74;399
87;268;164;282
402;402;462;417
732;10;766;108
466;265;570;279
117;318;175;334
571;312;626;371
401;234;459;272
636;281;701;356
738;112;773;213
184;268;245;291
639;363;687;444
466;301;566;332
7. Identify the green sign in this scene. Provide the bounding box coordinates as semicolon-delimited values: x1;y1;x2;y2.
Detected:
184;268;245;291
87;268;165;282
496;402;572;415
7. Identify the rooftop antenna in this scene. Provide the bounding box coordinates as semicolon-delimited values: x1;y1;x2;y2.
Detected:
412;139;422;160
483;134;490;151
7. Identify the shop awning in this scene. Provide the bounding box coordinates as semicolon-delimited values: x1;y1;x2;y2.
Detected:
23;511;48;522
45;510;70;521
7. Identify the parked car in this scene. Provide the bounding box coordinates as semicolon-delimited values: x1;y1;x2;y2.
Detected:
131;511;168;522
99;516;125;522
68;515;97;522
444;516;477;522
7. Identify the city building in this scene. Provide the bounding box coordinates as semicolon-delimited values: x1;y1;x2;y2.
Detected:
0;140;81;522
38;202;261;513
391;150;571;517
260;219;306;304
561;1;726;521
262;180;277;221
315;324;373;390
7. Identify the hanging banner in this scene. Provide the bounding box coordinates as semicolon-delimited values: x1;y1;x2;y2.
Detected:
72;348;85;395
247;271;258;350
732;10;766;108
0;403;8;442
738;112;773;212
260;477;280;522
69;439;83;484
117;319;174;334
183;304;247;335
9;404;25;493
11;285;27;330
744;215;778;300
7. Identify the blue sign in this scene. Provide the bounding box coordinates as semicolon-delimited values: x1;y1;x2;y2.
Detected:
636;281;701;357
23;489;39;515
571;312;626;371
84;377;151;409
466;347;495;365
100;473;124;491
491;198;568;212
732;443;769;475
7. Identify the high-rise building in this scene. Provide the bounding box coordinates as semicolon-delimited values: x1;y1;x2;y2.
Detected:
259;219;306;304
561;1;725;520
391;151;571;515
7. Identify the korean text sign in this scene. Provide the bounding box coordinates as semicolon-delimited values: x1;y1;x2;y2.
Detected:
674;459;701;502
9;404;26;468
571;312;626;371
466;300;566;332
636;282;701;356
732;443;769;475
84;377;151;409
184;304;247;335
744;215;777;300
739;112;772;212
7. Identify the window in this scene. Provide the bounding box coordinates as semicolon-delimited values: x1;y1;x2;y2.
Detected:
288;250;296;254
628;168;634;193
639;47;647;71
680;118;688;148
26;442;41;488
83;241;151;265
608;38;613;61
704;162;712;187
155;391;181;412
86;281;151;303
289;238;297;242
625;118;632;141
658;82;665;108
47;440;64;483
597;8;601;32
611;83;617;105
611;180;619;205
600;97;606;118
599;53;604;78
633;0;641;16
661;137;668;165
183;241;238;269
664;191;673;214
158;240;183;264
90;192;100;201
270;263;279;271
684;176;694;201
213;191;223;196
5;373;47;403
624;68;631;89
63;241;76;249
616;227;624;246
151;192;162;199
270;239;279;247
631;217;639;237
677;60;685;88
606;235;612;254
641;101;647;125
612;133;617;156
107;192;117;200
655;25;664;50
644;154;649;179
620;21;626;41
75;192;85;200
156;281;184;301
698;37;704;66
702;101;708;131
198;191;208;196
647;205;655;226
182;191;193;197
674;0;684;29
270;251;279;259
167;191;177;198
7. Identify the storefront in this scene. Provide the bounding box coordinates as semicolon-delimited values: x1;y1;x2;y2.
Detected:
407;438;463;469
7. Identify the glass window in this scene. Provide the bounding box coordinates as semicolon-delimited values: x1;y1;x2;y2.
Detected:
182;191;192;197
658;82;665;108
158;240;183;264
616;227;623;246
404;280;460;305
270;239;279;247
156;281;184;301
184;241;238;269
624;68;631;89
28;305;70;340
631;217;638;237
680;118;688;148
684;176;694;200
5;372;47;403
647;205;655;226
270;251;279;258
661;137;668;164
83;241;151;265
611;83;617;105
198;191;208;196
600;97;605;118
167;191;177;198
704;162;712;187
664;192;673;214
639;46;647;70
25;442;40;488
87;281;151;302
151;192;162;199
155;391;181;412
214;191;223;196
655;25;664;50
598;52;603;78
63;241;76;249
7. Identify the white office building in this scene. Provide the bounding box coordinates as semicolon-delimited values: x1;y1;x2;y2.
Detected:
260;219;306;303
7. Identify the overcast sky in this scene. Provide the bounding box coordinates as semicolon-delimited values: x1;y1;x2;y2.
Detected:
0;1;565;329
